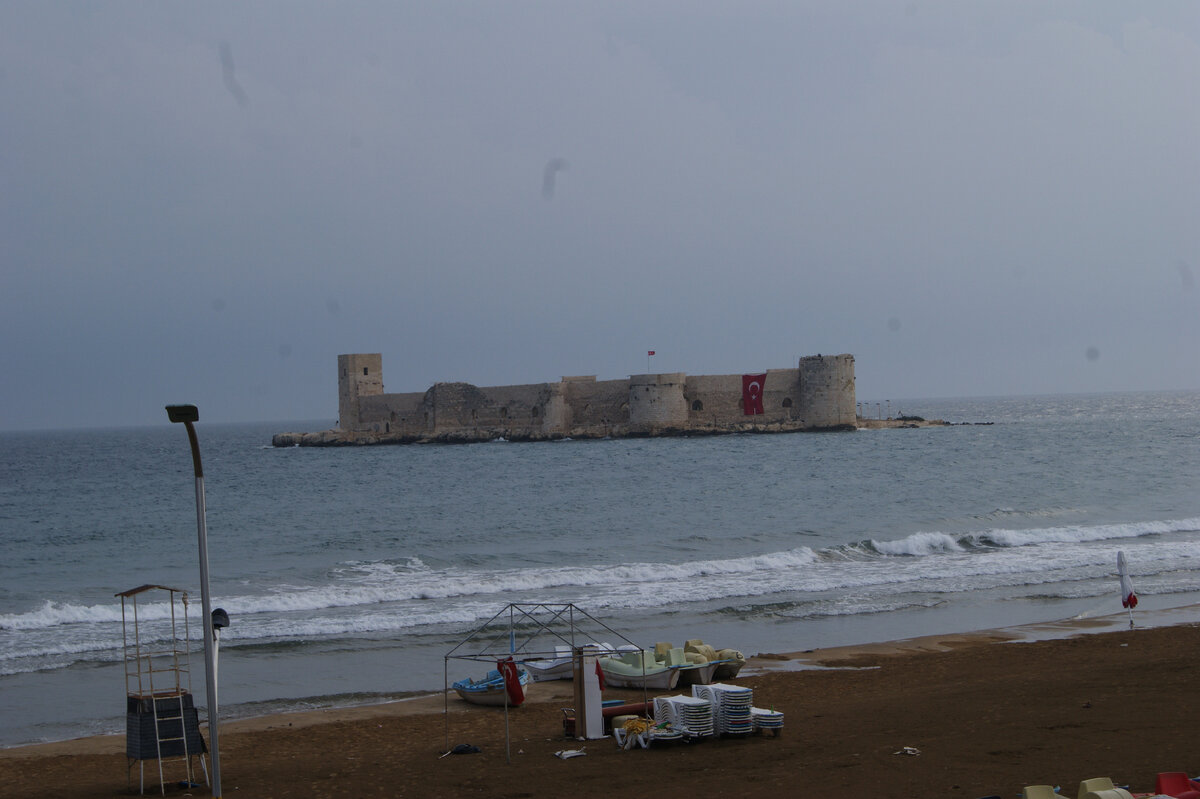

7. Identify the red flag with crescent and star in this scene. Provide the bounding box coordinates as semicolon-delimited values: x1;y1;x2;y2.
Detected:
497;657;525;706
742;373;766;415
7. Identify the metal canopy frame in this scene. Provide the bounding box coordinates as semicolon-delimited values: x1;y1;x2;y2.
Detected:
442;603;644;759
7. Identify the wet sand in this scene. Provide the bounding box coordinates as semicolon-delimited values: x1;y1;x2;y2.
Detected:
4;617;1198;798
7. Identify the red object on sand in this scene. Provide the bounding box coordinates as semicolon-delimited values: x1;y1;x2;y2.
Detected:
497;657;525;706
1155;772;1200;799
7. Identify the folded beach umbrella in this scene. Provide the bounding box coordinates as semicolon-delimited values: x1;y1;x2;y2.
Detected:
1117;551;1137;628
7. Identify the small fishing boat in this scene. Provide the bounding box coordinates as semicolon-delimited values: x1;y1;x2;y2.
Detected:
452;668;532;706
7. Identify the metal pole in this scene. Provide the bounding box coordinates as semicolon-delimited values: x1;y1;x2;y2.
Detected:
188;427;222;799
167;407;222;798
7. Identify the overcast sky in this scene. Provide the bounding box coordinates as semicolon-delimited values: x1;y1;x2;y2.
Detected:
2;2;1197;431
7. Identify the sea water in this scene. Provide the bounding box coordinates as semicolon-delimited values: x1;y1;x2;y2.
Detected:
1;390;1199;747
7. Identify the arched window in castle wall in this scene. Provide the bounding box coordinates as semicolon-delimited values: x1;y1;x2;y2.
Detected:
500;407;508;420
531;406;540;418
691;400;703;411
782;398;793;408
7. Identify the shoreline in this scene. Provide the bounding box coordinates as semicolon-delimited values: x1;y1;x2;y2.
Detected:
8;613;1200;797
6;610;1200;797
4;605;1190;760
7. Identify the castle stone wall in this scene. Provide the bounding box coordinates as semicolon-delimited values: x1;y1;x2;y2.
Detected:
290;353;857;445
562;378;629;434
798;355;857;428
337;354;382;431
628;373;688;430
356;390;425;435
681;374;743;425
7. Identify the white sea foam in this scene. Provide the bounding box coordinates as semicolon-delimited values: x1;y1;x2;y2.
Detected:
0;600;134;631
872;517;1200;557
5;518;1199;637
873;532;964;556
7;536;1200;668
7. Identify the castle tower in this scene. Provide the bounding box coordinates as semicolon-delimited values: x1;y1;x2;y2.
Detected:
628;373;688;430
337;354;383;431
798;354;856;428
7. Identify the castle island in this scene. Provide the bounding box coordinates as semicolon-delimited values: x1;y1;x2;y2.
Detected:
272;352;933;447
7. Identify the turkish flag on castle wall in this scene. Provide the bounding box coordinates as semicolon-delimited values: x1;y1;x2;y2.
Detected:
742;373;766;415
497;657;525;706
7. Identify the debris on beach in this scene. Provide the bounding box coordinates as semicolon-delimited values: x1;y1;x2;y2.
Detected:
554;748;587;759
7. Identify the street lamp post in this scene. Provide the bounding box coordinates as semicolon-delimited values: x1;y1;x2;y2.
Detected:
165;404;222;798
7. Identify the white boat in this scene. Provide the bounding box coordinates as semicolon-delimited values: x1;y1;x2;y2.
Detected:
452;668;532;706
598;650;681;691
522;646;574;682
522;642;619;682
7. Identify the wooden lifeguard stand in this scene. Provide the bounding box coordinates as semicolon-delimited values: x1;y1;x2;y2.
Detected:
117;584;209;795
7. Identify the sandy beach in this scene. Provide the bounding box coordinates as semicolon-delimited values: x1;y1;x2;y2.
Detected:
4;616;1200;798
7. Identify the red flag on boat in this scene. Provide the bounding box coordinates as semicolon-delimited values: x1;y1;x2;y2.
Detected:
595;659;606;691
742;373;766;415
648;351;655;356
497;657;525;706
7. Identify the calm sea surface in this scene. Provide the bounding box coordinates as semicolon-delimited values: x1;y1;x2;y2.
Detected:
2;391;1199;747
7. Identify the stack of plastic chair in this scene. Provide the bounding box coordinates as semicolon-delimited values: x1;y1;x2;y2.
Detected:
692;683;753;735
1022;784;1061;799
1075;777;1133;799
652;695;713;737
1155;772;1200;799
750;706;784;736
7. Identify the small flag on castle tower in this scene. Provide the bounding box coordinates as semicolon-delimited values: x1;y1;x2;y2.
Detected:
647;351;655;372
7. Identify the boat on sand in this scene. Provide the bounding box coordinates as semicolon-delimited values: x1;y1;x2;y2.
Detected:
598;649;682;690
452;668;531;706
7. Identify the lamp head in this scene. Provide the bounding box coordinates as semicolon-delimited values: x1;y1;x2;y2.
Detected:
166;405;199;424
212;607;230;630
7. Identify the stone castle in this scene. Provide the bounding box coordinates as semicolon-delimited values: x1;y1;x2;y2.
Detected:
271;353;857;446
